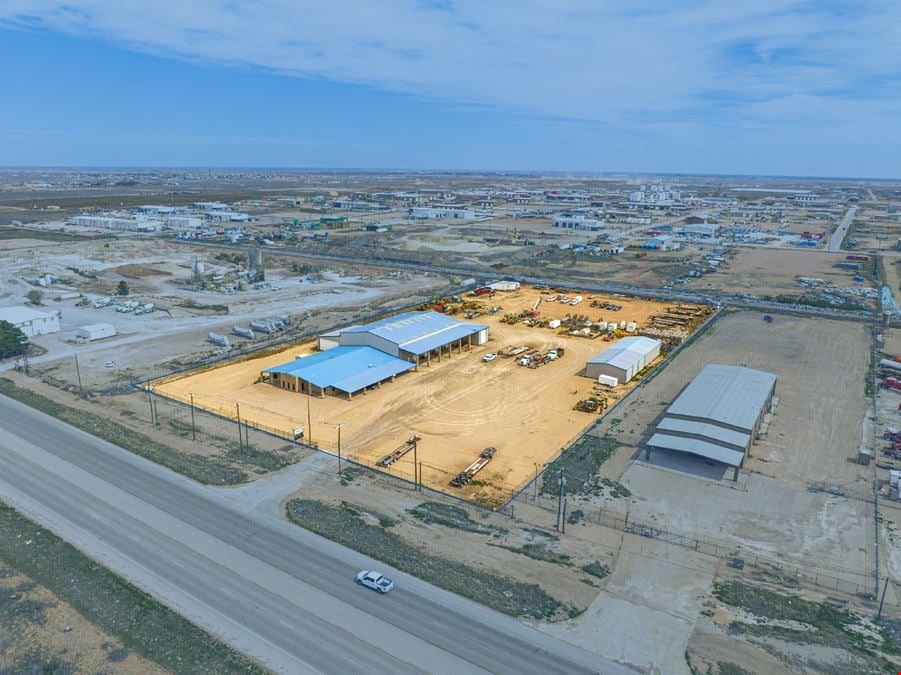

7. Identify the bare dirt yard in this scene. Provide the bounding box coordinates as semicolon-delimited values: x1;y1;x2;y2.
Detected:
572;310;874;591
684;247;871;297
153;285;707;506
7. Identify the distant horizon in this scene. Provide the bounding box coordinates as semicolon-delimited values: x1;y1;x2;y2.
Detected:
2;166;900;184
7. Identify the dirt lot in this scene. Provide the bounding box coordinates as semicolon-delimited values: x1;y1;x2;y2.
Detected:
684;247;872;297
559;310;876;592
605;310;871;486
153;285;706;506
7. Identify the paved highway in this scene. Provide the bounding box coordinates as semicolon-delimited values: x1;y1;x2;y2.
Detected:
827;205;858;253
0;395;631;674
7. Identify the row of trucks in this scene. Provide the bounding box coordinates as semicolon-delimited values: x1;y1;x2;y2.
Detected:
516;347;563;368
545;294;583;306
232;316;290;339
113;300;155;315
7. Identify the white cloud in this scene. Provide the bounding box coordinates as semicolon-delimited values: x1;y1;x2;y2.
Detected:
2;0;900;135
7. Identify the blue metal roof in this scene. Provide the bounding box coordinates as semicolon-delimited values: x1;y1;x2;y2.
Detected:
263;346;415;394
341;311;486;353
402;322;488;356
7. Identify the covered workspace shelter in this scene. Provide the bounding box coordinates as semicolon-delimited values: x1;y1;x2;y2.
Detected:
645;364;777;480
262;346;416;399
265;311;489;399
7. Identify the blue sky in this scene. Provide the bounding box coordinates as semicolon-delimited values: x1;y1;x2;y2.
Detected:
1;1;899;177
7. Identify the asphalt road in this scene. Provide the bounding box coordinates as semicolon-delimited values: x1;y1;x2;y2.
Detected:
0;395;631;674
827;205;858;253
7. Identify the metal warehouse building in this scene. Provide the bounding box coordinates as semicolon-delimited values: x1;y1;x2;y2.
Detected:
645;364;777;480
318;311;488;367
585;336;661;384
0;306;60;337
266;311;489;398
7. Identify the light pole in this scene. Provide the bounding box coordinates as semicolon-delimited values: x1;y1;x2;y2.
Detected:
556;469;566;531
189;393;196;441
235;402;244;451
413;434;419;491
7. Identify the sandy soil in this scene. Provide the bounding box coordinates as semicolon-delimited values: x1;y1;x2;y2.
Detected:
0;565;166;674
154;286;702;506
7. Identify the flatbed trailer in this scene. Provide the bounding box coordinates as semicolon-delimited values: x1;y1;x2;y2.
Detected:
377;435;421;467
450;447;497;487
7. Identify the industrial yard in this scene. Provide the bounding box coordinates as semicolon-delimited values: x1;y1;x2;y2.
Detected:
151;284;711;505
2;170;901;675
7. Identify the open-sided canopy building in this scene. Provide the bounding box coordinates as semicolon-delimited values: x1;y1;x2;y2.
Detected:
265;311;489;398
645;364;777;480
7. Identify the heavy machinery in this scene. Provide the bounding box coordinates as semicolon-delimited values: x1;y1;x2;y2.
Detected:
574;397;607;413
377;435;421;468
450;447;497;488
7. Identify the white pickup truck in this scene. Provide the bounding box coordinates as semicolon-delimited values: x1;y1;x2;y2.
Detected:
355;570;394;594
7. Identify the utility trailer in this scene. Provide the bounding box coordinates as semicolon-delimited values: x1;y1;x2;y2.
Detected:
450;447;497;487
377;435;421;468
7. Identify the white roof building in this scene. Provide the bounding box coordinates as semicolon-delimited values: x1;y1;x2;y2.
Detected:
0;306;60;337
585;336;661;383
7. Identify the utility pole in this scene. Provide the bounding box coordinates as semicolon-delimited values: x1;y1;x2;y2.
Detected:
534;463;540;501
145;388;156;425
877;576;890;620
235;403;244;452
561;498;568;534
189;393;196;441
336;423;343;476
74;353;84;397
556;469;566;531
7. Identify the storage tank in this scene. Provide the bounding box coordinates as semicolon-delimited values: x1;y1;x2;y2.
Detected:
626;321;637;332
597;374;618;388
548;319;561;329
